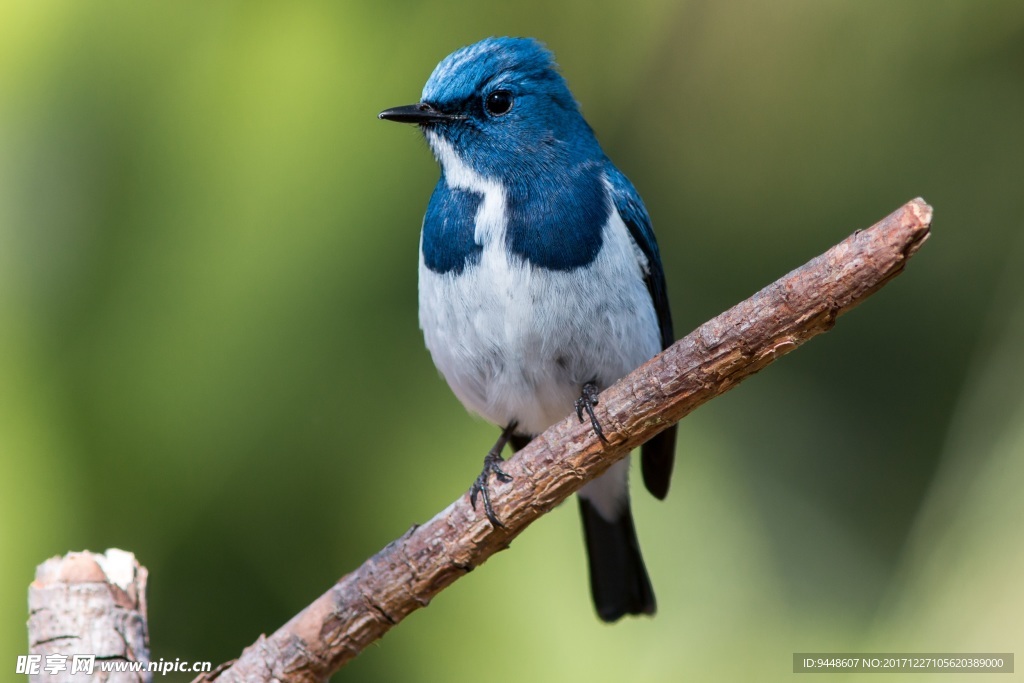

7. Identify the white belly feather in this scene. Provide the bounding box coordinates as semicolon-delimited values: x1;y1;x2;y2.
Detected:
418;206;659;436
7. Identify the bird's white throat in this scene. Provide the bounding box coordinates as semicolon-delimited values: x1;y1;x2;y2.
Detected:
426;132;506;248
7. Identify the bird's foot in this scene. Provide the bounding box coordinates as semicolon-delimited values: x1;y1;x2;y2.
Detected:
470;452;512;528
575;381;609;444
470;423;516;527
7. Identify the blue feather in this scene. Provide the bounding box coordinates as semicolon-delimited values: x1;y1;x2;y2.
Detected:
421;182;482;274
606;166;674;348
505;160;607;270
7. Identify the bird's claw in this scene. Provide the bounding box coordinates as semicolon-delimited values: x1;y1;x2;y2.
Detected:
575;381;609;444
470;450;513;528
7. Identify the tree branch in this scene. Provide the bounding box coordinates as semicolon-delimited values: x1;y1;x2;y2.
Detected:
201;198;932;682
28;549;150;682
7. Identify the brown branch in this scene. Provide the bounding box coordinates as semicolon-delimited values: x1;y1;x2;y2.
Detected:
200;198;932;682
28;549;151;682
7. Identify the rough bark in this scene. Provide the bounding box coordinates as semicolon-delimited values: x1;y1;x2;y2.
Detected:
27;549;150;683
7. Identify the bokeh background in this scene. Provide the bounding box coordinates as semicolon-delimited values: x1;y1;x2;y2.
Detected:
2;1;1023;681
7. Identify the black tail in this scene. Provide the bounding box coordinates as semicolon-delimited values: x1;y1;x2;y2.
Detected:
641;424;677;500
578;497;656;622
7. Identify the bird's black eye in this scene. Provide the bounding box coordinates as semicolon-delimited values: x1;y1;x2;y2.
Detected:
485;90;513;116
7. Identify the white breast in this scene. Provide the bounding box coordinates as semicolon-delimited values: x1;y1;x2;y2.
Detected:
417;137;660;436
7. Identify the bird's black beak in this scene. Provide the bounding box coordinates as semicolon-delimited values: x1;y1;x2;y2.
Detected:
378;103;461;124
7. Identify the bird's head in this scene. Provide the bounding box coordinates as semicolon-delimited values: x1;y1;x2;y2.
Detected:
379;37;600;179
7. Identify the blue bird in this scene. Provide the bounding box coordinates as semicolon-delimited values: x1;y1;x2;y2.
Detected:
380;37;677;622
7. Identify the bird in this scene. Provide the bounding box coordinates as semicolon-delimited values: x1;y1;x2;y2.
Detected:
379;37;677;622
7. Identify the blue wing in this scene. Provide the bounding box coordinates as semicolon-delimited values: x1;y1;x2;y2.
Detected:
607;165;677;500
606;167;673;349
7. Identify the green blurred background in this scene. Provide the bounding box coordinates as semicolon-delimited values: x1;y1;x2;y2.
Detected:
2;1;1022;681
